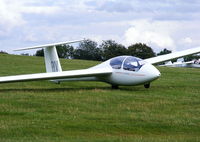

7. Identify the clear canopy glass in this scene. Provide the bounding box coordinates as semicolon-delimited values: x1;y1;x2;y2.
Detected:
110;56;145;71
110;56;126;69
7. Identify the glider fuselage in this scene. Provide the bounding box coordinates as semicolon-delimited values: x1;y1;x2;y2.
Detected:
54;56;161;86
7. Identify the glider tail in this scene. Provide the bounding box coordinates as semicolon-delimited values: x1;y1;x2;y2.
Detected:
14;39;84;73
44;46;62;72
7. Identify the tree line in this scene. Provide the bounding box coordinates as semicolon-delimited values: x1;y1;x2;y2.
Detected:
35;39;158;61
0;39;196;62
35;39;199;61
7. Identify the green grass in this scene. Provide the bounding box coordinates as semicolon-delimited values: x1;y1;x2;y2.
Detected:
0;54;200;142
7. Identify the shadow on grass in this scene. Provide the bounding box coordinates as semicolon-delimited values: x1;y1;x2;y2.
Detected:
0;86;145;93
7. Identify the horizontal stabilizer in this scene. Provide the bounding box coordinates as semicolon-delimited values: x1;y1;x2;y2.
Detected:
14;39;84;51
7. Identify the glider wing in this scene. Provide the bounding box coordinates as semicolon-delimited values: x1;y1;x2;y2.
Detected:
145;47;200;64
0;68;112;83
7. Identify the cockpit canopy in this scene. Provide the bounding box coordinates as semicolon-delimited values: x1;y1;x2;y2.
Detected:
110;56;146;71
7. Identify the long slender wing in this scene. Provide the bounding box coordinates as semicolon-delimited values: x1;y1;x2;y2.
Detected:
159;61;193;67
145;47;200;64
0;68;112;83
14;39;84;51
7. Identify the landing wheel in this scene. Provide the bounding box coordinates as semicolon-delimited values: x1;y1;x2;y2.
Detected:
144;83;150;89
112;85;119;89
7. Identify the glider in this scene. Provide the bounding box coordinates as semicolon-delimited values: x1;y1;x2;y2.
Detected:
0;40;200;89
159;59;200;68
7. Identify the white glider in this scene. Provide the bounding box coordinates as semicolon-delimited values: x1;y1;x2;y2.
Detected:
0;40;200;89
160;59;200;68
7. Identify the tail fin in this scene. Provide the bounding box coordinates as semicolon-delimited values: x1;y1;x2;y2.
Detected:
44;46;62;72
14;40;84;73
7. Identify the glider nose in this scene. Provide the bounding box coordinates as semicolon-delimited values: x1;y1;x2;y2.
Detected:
141;63;161;80
153;66;161;79
150;64;161;79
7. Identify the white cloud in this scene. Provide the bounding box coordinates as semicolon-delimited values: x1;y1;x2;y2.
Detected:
124;20;178;51
124;20;200;52
0;0;61;30
1;0;200;54
21;6;60;15
182;37;193;44
0;0;25;28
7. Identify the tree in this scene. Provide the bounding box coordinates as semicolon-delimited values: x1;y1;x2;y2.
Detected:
73;39;102;61
20;53;30;56
35;49;44;57
35;45;74;59
100;40;127;60
56;45;74;59
184;54;199;62
127;43;155;59
157;48;172;56
0;51;8;54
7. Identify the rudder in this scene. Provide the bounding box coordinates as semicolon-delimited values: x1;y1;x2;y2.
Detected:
44;46;62;72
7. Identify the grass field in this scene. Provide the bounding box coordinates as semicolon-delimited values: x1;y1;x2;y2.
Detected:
0;54;200;142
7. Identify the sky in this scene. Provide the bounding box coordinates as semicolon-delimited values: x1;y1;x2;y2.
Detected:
0;0;200;54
